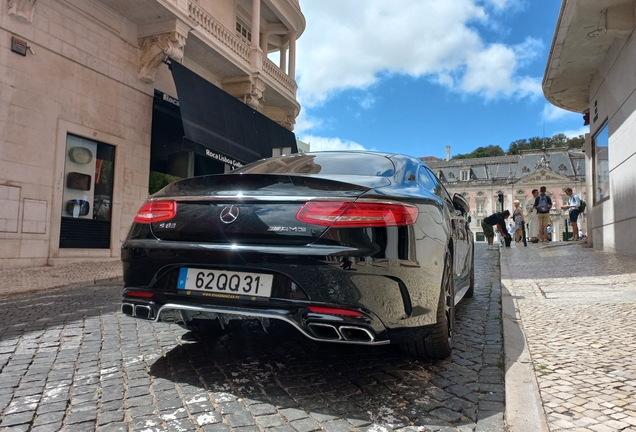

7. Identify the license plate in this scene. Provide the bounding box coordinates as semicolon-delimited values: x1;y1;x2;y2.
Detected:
177;268;273;298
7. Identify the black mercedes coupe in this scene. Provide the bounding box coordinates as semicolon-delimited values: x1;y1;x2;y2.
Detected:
121;151;475;359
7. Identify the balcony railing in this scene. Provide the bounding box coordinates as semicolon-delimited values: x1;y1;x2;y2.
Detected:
187;0;297;96
262;56;297;94
188;0;250;62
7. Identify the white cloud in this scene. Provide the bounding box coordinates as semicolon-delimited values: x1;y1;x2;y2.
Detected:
484;0;512;10
297;135;370;152
460;42;541;98
296;0;543;106
559;126;588;138
293;109;322;135
542;103;580;122
354;93;376;109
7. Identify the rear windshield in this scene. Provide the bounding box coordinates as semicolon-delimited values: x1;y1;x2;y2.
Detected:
232;153;395;177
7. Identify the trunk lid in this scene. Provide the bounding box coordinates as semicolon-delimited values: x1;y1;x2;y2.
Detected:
149;174;389;245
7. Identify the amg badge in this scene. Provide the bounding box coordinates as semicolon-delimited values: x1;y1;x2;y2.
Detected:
267;226;307;232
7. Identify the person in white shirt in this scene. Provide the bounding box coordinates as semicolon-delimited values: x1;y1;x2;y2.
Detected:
564;187;581;240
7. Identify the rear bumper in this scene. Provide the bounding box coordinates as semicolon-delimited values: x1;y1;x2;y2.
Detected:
121;297;391;345
121;237;445;344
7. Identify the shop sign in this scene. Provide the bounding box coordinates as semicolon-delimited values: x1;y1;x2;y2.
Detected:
205;149;244;168
162;92;180;107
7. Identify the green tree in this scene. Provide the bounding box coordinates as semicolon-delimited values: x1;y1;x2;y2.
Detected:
565;135;584;149
149;171;182;195
452;145;505;159
449;133;585;159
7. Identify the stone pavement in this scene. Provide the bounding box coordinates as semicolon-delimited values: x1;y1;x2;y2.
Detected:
0;245;504;431
501;241;636;432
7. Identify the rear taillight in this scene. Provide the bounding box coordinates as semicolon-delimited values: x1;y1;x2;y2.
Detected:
133;200;177;224
125;291;154;298
296;201;418;227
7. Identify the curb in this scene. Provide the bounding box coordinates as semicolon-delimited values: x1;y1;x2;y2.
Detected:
500;249;549;432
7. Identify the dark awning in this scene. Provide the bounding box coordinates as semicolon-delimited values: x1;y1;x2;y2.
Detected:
170;61;297;168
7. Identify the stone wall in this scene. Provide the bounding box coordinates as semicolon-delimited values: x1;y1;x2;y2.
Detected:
0;0;153;269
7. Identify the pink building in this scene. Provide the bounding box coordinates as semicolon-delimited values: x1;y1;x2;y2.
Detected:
425;147;587;242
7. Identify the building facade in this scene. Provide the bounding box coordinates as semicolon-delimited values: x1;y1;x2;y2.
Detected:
0;0;305;269
426;147;587;242
544;1;636;257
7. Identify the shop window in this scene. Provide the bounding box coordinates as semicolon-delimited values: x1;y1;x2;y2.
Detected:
60;134;115;248
592;122;609;204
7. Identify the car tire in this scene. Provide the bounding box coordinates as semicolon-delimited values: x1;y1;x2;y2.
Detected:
400;252;455;359
465;246;475;298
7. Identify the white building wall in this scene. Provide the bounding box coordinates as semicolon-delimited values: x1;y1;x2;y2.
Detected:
588;28;636;257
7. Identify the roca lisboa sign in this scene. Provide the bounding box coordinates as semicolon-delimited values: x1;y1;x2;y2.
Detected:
205;149;244;168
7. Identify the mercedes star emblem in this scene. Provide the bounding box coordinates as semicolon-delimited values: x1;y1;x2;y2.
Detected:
220;205;240;224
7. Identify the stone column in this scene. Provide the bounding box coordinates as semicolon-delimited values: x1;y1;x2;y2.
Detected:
288;31;296;79
279;46;287;73
260;31;269;53
251;0;260;50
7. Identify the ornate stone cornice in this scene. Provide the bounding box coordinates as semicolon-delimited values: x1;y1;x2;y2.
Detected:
223;77;267;110
260;106;298;131
8;0;37;23
138;31;186;83
245;84;264;109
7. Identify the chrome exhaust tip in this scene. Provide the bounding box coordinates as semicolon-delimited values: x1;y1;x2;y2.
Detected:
134;304;154;320
339;325;375;342
307;322;341;340
121;303;135;316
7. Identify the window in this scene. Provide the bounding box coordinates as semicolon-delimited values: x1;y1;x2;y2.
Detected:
461;170;469;181
496;194;503;212
592;122;609;204
420;167;452;202
477;202;484;215
234;153;395;176
60;134;115;248
236;21;252;42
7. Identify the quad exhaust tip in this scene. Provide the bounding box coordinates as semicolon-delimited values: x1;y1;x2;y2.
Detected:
121;303;154;320
307;322;374;342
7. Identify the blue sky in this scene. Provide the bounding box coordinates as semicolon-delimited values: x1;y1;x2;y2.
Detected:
289;0;586;159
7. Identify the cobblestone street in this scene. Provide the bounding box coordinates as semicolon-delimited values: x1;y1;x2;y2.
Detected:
0;245;503;432
502;243;636;432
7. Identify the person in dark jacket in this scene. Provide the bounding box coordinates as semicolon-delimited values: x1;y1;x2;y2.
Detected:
533;186;553;242
481;210;511;250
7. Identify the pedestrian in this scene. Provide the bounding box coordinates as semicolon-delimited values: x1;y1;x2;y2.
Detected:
507;222;515;238
533;186;552;242
481;210;511;250
526;189;539;242
547;224;552;241
512;199;525;243
563;187;581;240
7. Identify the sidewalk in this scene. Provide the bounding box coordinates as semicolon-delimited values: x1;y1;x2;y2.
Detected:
0;260;122;298
501;240;636;432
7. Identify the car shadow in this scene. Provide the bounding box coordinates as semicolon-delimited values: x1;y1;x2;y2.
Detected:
147;284;501;430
